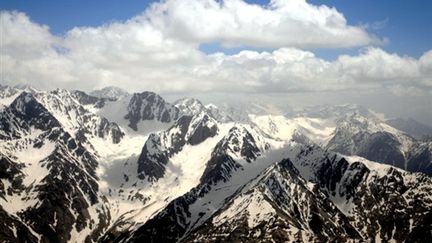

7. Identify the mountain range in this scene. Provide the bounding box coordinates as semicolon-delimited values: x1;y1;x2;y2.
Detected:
1;84;431;242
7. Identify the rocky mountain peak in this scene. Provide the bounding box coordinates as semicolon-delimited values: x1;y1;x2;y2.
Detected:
7;91;61;131
125;91;180;131
137;113;219;182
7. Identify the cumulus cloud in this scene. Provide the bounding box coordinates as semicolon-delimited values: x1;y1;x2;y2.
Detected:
145;0;382;48
335;48;420;82
1;11;58;57
0;1;431;97
201;47;431;95
0;11;76;88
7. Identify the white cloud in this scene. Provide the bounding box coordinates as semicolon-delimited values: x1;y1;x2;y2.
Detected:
0;11;76;88
0;3;431;97
335;48;420;82
146;0;382;48
0;11;57;57
419;50;432;74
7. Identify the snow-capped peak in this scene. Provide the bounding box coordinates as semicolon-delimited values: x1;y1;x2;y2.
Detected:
174;97;206;116
174;97;233;123
90;86;129;100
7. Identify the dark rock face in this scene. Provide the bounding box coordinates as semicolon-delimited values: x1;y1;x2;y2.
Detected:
328;129;432;175
125;92;179;131
188;115;218;145
3;89;125;146
42;89;125;144
8;92;62;132
96;118;124;144
240;130;262;162
0;207;38;243
327;131;405;168
136;114;219;182
136;116;192;182
291;145;432;243
351;169;432;242
186;159;361;242
19;144;109;243
326;113;432;176
315;155;370;199
0;92;64;140
123;191;199;243
386;117;432;140
73;115;124;144
137;133;170;182
356;132;406;169
200;126;264;185
72;90;107;108
0;155;25;199
170;115;193;153
407;143;432;175
0;93;110;243
200;152;240;185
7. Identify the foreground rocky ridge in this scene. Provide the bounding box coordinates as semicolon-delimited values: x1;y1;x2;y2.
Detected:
116;143;432;242
0;85;431;242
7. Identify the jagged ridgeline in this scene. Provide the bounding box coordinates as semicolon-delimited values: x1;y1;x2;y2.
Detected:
0;85;431;243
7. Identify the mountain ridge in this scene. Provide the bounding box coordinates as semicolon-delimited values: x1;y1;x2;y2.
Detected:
0;85;431;242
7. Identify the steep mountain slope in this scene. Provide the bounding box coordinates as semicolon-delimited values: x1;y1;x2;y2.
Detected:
34;89;124;145
136;112;219;182
124;92;180;131
109;125;284;242
174;98;233;123
118;141;432;243
407;141;432;175
186;158;360;242
0;85;41;110
326;112;432;175
0;85;22;109
386;117;432;140
99;112;238;241
286;145;432;242
0;92;111;242
71;90;108;109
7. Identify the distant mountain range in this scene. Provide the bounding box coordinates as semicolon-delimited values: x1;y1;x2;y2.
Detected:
0;85;431;242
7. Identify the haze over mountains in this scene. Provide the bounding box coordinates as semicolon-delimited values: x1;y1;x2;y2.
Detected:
0;84;431;242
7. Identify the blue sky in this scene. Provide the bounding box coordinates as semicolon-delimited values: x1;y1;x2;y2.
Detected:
309;0;432;59
1;0;431;60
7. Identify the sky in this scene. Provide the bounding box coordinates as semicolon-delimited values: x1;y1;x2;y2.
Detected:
0;0;431;122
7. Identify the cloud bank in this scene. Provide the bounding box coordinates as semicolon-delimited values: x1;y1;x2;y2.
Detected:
0;0;431;98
